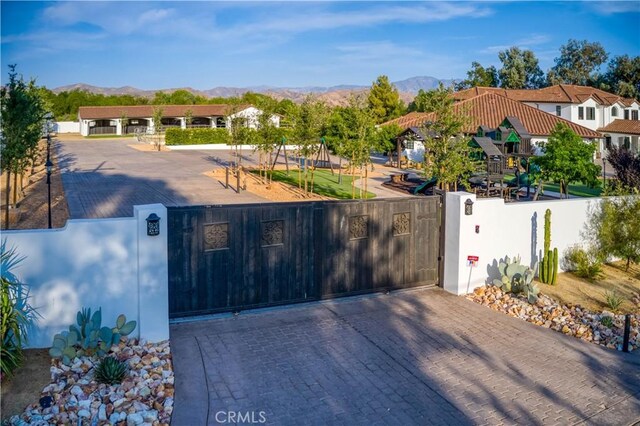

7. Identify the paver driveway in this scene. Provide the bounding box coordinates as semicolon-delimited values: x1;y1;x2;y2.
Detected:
56;138;264;219
170;288;640;426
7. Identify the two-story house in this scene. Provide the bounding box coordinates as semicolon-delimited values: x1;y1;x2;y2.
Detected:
453;85;640;154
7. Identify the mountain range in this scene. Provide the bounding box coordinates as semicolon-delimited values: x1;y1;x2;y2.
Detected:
52;76;455;106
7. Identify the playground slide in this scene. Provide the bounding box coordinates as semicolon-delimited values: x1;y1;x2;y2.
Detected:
412;177;437;195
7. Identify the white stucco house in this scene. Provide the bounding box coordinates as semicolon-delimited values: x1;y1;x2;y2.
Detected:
77;104;279;137
453;85;640;154
381;91;602;163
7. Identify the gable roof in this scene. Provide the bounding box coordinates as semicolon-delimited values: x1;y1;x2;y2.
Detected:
597;119;640;136
78;104;250;120
381;92;602;139
453;85;638;107
471;137;503;157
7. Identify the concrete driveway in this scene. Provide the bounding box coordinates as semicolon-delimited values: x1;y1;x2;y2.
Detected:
170;288;640;425
55;138;265;219
55;138;406;219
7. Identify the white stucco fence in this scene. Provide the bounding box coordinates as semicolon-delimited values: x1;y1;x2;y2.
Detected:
443;192;602;295
53;121;80;133
2;204;169;348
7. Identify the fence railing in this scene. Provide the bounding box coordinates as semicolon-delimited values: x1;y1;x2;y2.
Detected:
88;126;117;135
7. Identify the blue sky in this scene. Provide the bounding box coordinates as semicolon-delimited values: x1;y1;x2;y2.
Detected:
1;1;639;90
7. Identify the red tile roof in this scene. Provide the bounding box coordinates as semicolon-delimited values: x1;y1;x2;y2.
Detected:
78;104;250;120
453;85;638;107
598;119;640;135
381;92;602;138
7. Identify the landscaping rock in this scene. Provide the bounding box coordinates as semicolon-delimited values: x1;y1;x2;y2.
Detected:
7;339;173;426
467;285;639;352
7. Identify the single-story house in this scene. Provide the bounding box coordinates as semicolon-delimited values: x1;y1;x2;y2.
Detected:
77;104;279;136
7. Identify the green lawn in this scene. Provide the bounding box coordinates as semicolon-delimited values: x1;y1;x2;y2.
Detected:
543;180;603;197
261;169;376;199
498;174;602;197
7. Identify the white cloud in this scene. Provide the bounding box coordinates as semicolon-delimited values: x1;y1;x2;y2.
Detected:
481;34;552;54
336;41;424;62
587;1;640;15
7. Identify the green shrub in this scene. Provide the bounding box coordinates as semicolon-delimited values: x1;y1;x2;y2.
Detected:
94;356;128;385
563;246;603;280
1;242;39;379
604;290;624;312
165;128;230;146
600;316;614;328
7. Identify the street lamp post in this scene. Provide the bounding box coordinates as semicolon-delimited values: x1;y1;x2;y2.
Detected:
46;158;53;229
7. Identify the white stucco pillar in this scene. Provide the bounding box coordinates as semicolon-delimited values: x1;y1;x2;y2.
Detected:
116;119;123;135
134;204;169;342
180;118;186;129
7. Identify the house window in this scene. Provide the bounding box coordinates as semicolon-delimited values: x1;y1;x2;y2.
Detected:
633;110;639;120
555;105;561;116
586;107;595;120
495;131;502;141
578;107;584;120
612;107;618;117
605;136;612;150
216;117;226;128
624;109;630;119
405;140;415;150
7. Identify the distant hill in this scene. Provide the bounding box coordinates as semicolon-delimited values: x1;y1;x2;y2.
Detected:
51;76;455;106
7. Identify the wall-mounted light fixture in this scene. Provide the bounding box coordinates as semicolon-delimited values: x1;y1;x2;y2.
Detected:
146;213;160;236
464;199;474;216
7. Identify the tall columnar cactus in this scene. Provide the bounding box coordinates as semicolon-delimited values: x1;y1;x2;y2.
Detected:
540;209;558;285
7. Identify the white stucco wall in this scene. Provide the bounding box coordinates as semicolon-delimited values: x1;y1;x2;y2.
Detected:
403;140;426;162
443;192;603;295
54;121;80;134
2;204;169;348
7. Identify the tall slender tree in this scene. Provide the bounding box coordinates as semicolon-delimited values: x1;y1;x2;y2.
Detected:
367;75;405;124
0;65;46;228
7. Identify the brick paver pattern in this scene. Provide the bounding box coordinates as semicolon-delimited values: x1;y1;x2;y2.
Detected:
170;288;640;425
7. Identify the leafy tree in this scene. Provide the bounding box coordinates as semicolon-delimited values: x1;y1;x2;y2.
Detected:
586;196;640;271
254;99;287;183
408;83;451;113
372;123;403;164
498;47;545;89
532;123;600;198
601;55;640;99
167;89;197;105
606;145;640;190
324;96;376;198
151;106;164;150
290;96;329;194
419;85;479;190
455;62;499;90
367;75;405;124
1;65;46;228
184;109;193;127
547;39;608;86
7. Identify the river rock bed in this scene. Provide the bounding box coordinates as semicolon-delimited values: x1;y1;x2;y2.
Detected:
467;285;639;352
7;339;173;426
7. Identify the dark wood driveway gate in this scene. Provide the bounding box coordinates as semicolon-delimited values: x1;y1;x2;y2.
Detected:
168;197;441;318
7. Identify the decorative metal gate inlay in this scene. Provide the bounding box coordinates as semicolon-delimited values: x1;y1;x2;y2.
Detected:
349;215;369;240
261;220;284;247
204;223;229;250
393;212;411;236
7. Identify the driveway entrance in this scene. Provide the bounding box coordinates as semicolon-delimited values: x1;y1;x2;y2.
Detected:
170;288;640;425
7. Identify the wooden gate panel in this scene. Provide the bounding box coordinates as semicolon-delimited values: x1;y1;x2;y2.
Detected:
168;197;441;318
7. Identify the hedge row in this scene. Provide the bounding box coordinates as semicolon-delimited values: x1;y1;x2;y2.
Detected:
165;128;230;145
